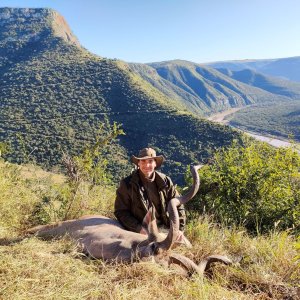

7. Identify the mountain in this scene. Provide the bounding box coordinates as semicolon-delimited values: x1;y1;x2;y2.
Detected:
206;56;300;82
0;8;241;183
217;68;300;99
130;60;289;115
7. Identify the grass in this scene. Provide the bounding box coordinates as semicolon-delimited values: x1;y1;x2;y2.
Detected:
0;160;299;299
0;237;252;300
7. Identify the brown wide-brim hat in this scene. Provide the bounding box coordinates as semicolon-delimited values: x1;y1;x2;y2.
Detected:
131;147;165;168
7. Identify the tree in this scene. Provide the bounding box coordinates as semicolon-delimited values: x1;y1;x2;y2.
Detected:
189;139;300;233
72;118;125;186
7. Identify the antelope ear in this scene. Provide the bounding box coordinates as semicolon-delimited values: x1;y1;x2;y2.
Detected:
142;207;154;230
142;207;160;241
174;234;192;249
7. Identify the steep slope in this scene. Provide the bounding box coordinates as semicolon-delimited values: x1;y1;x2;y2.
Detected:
206;56;300;82
0;8;240;183
218;68;300;99
128;63;211;116
143;60;289;115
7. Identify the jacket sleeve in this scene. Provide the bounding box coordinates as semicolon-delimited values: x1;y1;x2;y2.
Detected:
114;180;143;233
167;177;186;232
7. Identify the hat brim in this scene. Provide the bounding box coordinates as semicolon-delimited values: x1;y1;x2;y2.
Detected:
131;155;165;168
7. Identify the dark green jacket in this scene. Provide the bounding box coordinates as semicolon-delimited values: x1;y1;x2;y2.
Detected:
114;170;186;233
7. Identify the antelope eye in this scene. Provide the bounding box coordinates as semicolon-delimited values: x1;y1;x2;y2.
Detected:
151;243;159;254
151;243;156;251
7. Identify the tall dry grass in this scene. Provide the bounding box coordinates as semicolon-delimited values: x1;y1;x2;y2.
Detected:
0;161;299;299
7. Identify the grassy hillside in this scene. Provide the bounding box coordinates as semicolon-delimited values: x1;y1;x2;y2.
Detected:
0;8;242;184
0;160;299;300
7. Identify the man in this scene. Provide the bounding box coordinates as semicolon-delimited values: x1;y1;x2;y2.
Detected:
114;147;186;236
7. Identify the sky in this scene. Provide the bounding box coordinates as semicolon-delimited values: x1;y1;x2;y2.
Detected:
0;0;300;63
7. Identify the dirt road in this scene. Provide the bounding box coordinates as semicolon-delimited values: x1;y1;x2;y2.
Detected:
207;107;244;124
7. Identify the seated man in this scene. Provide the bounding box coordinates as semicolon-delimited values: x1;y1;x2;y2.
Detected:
114;147;186;237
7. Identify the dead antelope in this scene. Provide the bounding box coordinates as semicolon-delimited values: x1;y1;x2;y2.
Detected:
28;165;231;276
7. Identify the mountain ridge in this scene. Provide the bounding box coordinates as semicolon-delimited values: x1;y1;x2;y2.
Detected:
134;59;292;115
217;68;300;98
205;56;300;82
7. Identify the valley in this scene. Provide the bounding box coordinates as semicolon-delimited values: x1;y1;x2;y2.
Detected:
207;105;300;150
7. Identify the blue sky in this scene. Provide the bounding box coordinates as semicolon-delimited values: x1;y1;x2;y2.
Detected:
1;0;300;63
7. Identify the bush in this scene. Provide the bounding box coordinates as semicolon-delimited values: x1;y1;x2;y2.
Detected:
189;139;300;233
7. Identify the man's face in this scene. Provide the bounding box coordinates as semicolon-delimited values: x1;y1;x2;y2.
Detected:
138;158;157;178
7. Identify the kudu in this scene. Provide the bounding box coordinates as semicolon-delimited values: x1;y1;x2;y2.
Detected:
28;165;231;276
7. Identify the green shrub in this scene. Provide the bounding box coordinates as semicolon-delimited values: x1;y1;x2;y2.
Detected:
189;139;300;233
